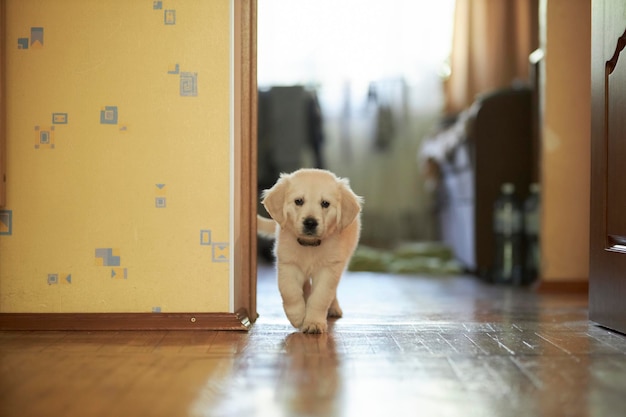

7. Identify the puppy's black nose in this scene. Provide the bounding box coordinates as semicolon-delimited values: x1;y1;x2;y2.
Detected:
303;217;318;232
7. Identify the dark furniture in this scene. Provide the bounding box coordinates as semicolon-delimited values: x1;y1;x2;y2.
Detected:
422;85;533;277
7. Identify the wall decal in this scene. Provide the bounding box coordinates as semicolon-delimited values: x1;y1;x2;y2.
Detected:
155;184;167;208
100;106;118;125
17;27;44;50
52;113;68;124
180;72;197;96
30;27;44;48
47;273;71;285
168;64;180;75
201;230;229;262
200;229;212;245
111;268;127;279
34;126;55;149
95;248;121;266
164;10;176;25
0;210;12;235
212;242;229;262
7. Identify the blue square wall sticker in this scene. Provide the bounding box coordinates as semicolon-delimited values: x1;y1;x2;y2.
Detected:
0;210;12;235
100;106;118;124
52;113;68;124
164;10;176;25
180;72;197;96
30;27;44;48
95;248;121;267
212;242;229;262
200;230;212;245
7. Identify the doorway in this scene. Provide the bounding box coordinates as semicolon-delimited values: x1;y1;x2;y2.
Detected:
256;1;456;251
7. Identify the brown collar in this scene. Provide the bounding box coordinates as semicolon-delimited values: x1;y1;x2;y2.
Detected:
297;238;322;247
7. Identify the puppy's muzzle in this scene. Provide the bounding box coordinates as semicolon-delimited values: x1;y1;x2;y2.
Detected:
302;217;318;235
298;217;322;246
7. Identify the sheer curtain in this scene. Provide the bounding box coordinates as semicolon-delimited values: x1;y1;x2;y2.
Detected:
258;1;455;89
444;0;539;114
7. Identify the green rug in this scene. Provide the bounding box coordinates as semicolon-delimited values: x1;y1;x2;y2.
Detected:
348;242;463;275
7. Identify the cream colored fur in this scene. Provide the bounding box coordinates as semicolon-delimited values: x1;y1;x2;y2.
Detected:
258;168;362;333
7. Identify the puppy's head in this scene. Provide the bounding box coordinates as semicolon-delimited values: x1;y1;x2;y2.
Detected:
262;169;362;245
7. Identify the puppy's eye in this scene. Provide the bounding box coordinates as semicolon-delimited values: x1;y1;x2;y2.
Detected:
321;200;330;208
295;198;304;206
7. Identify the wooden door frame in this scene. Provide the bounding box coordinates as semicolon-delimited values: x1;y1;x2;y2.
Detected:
0;0;258;331
0;0;6;209
233;0;259;329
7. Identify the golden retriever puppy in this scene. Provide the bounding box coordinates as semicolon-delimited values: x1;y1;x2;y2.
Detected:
258;168;362;333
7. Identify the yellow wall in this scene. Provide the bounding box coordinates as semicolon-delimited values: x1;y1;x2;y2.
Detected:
540;0;591;282
0;0;232;312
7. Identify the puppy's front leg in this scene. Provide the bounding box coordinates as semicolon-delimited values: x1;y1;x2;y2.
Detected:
301;266;341;333
277;263;307;328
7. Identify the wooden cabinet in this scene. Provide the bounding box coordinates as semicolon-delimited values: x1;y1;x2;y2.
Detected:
426;86;533;277
589;0;626;334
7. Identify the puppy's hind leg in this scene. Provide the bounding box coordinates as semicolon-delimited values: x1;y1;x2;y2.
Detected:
327;297;343;318
277;263;307;329
303;279;312;301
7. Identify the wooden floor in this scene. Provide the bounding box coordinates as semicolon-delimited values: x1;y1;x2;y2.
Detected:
2;262;626;417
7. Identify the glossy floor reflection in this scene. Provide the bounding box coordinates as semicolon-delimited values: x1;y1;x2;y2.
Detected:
204;264;626;417
2;263;626;417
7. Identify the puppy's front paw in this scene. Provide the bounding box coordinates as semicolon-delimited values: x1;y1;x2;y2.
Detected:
301;320;328;334
284;305;305;329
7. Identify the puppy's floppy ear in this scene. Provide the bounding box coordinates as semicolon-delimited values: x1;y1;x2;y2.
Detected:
261;173;290;226
338;178;363;231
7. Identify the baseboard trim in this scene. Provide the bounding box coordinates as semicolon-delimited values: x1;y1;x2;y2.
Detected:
0;309;252;331
533;280;589;294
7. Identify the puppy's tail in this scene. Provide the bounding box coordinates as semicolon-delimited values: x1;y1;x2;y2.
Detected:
257;215;277;239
